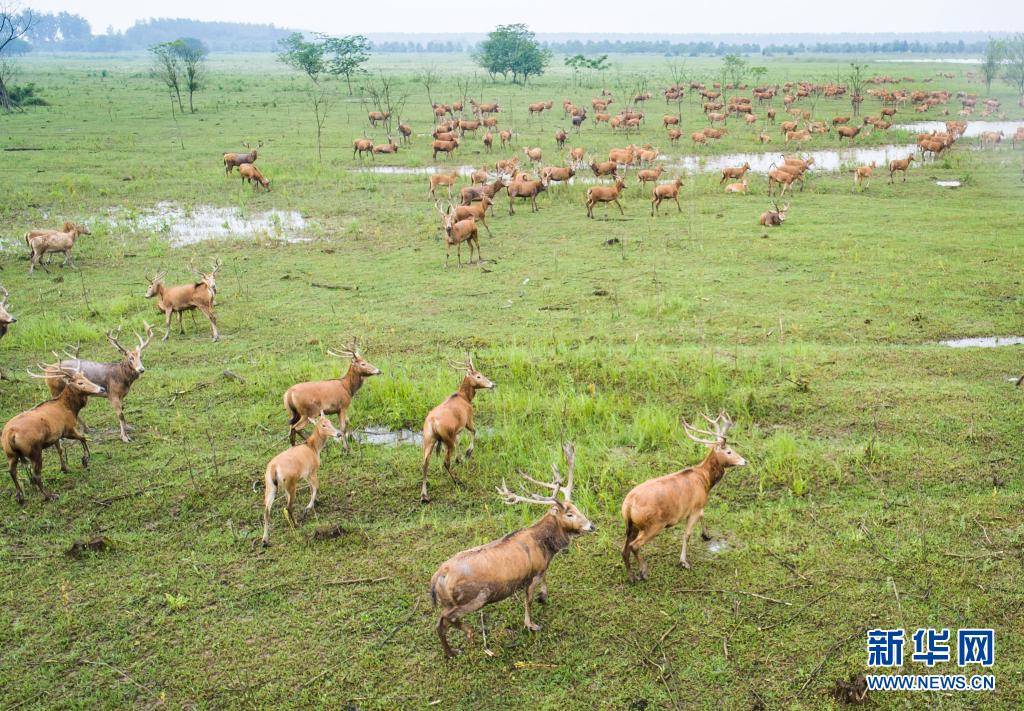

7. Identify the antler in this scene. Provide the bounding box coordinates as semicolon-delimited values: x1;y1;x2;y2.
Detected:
498;442;577;505
327;338;360;360
51;341;81;363
107;326;128;355
683;411;734;445
137;321;154;351
0;285;7;306
209;258;222;276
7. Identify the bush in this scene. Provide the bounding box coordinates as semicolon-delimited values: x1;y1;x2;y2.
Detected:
8;83;48;107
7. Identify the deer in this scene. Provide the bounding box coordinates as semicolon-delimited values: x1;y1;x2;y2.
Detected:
419;354;494;503
431;443;594;657
785;129;812;144
372;139;398;155
587;177;627;218
25;222;90;274
45;322;153;443
239;163;271;191
260;415;342;546
460;177;506;215
439;210;481;267
398;122;412;144
0;286;14;341
145;259;221;342
767;168;802;197
853;161;877;191
621;413;746;580
837;125;861;141
428;171;459;199
636;165;665;189
724;179;748;194
451;197;494;236
667;128;683;144
222;142;260;174
759;201;789;226
469;167;489;185
720;162;751;184
282;341;382;448
352;138;375;160
482;132;493;152
650;176;683;215
590;160;619;178
508;176;548;215
523;146;543;164
368;110;391;126
540;165;575;186
663;115;680;127
499;130;513;148
432;138;461;160
888;155;915;183
554;128;567;149
572;111;587;132
3;366;106;504
759;132;771;144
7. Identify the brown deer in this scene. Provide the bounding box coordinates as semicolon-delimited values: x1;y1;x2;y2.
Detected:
419;355;494;503
523;146;543;164
282;341;381;448
260;415;342;546
428;171;459;199
540;165;575;186
432;138;461;160
239;163;270;191
0;286;14;340
145;260;221;342
724;179;748;194
590;160;619;178
451;197;494;236
222;142;260;174
3;366;106;504
368;110;391;126
853;161;877;190
554;128;567;149
352;138;374;160
650;177;683;215
767;168;802;197
398;122;412;144
720;162;751;184
636;165;665;189
431;443;594;657
45;322;153;443
439;211;481;267
837;125;861;141
888;155;915;183
587;177;626;218
372;139;398;155
482;132;493;152
25;222;90;274
621;413;746;580
759;201;789;226
508;176;548;215
459;177;506;216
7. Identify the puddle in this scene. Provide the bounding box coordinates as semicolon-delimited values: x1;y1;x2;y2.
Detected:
877;58;981;64
935;180;961;188
658;144;920;174
707;539;729;554
893;120;1024;137
351;426;423;447
115;202;310;246
358;165;477;176
939;336;1024;348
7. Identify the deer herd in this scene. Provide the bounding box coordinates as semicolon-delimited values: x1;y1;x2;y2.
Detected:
1;70;1020;661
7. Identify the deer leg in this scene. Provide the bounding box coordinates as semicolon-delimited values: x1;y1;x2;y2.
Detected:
8;456;25;505
55;440;69;473
614;198;624;216
29;452;55;501
64;428;90;468
524;575;543;631
462;420;477;460
536;572;548;604
443;440;462;486
161;309;172;341
420;436;434;503
337;412;350;453
290;414;309;446
177;310;185;334
199;305;219;342
304;470;319;518
261;472;277;546
282;479;297;529
679;512;700;570
111;396;131;443
700;512;711;541
674;197;681;213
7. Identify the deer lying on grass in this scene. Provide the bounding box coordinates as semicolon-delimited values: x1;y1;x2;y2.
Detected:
352;138;374;160
283;341;381;447
621;413;745;580
419;355;494;503
440;211;481;267
46;323;153;443
145;260;221;342
724;179;748;194
239;163;270;191
223;142;260;174
508;176;548;215
372;139;398;155
428;171;459;199
25;222;90;274
260;415;342;546
651;177;683;215
587;177;626;218
720;162;750;184
759;202;789;226
853;161;876;190
0;287;14;340
451;197;493;236
888;155;914;182
3;366;106;504
431;443;594;657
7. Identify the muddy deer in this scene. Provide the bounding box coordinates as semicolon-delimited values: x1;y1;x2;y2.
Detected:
621;413;746;580
239;163;271;191
283;341;381;448
888;155;915;183
650;177;683;215
25;222;90;274
45;322;153;443
3;366;106;504
419;355;494;503
587;177;626;218
145;260;221;342
760;201;789;226
431;443;594;657
0;286;14;340
260;415;342;546
223;142;260;174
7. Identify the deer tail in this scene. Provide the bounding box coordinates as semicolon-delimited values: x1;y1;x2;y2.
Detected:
283;391;300;426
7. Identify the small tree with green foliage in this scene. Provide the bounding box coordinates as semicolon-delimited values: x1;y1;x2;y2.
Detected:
277;32;329;163
320;34;370;95
175;37;207;113
474;24;550;85
846;62;867;116
981;39;1003;93
150;41;184;113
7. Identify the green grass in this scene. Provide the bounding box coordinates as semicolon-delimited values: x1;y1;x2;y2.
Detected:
0;52;1022;709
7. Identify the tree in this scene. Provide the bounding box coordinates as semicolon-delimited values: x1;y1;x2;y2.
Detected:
1001;34;1024;101
474;24;550;84
361;71;407;138
416;65;439;120
721;54;748;103
175;38;207;113
846;62;867;116
0;3;35;112
981;39;1004;94
277;32;329;163
149;41;184;114
320;34;370;95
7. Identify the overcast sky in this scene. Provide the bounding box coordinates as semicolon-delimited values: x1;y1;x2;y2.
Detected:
28;0;1022;34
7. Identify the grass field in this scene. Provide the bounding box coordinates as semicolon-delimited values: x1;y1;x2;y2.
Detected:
1;52;1022;709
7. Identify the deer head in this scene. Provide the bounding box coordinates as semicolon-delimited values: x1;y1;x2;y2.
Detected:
682;411;747;469
327;339;382;378
497;443;595;535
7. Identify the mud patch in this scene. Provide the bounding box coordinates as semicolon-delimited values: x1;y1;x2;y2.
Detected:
352;426;424;447
116;202;310;246
66;536;114;558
